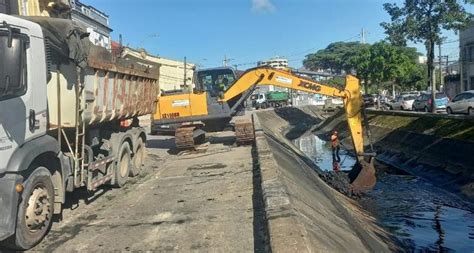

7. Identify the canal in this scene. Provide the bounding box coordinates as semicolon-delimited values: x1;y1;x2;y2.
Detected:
294;134;474;252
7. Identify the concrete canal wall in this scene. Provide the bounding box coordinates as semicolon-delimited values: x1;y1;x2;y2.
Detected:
311;109;474;199
253;108;395;252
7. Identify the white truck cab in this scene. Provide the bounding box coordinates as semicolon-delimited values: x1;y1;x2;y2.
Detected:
0;14;159;250
0;15;49;172
0;15;53;249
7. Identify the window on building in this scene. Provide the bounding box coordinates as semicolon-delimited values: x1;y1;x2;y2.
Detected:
469;46;474;62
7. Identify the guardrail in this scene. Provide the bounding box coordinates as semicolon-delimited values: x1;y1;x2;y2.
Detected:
366;108;474;120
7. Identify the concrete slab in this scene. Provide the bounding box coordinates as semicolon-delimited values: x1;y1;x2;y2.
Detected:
253;110;396;252
30;132;259;252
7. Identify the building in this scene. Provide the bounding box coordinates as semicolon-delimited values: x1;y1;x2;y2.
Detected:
0;0;18;14
460;20;474;91
257;57;289;91
257;57;288;70
15;0;69;17
70;0;112;49
294;67;333;82
10;0;112;49
418;56;428;64
119;46;195;92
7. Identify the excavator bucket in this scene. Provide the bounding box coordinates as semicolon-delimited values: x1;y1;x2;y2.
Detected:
348;158;376;193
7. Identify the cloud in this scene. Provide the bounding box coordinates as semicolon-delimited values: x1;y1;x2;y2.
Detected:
251;0;276;13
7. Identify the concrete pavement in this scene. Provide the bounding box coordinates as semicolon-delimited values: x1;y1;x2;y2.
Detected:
30;132;261;252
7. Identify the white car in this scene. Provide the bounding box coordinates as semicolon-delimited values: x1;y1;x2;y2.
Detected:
446;90;474;115
388;94;417;110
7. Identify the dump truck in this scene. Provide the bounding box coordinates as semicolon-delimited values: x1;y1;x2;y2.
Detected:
251;91;290;109
0;15;160;250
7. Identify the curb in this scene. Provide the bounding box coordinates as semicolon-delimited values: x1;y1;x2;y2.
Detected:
253;114;310;253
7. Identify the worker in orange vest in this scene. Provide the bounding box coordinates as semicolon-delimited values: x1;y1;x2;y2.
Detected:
331;130;341;163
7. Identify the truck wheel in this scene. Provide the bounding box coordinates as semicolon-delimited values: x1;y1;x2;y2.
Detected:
115;142;131;187
7;167;54;250
130;138;146;176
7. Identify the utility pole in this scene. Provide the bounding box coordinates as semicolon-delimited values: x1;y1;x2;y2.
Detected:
184;56;187;88
361;28;367;44
223;55;234;67
446;55;449;76
438;43;443;90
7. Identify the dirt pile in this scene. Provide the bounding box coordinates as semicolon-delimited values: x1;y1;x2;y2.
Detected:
320;171;354;196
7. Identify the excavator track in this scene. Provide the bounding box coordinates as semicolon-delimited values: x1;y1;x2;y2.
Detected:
235;119;255;145
175;125;207;150
175;126;197;149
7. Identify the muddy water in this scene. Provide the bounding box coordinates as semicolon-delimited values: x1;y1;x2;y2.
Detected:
294;134;474;252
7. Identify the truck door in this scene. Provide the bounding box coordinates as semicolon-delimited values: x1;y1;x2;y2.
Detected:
0;20;47;172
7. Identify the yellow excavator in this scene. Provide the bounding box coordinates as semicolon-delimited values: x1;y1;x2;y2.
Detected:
152;66;376;191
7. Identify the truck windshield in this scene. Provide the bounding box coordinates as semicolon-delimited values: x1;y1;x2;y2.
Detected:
0;32;27;101
196;69;236;97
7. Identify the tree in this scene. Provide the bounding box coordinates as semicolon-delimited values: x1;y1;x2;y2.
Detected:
381;0;472;112
347;44;372;93
303;41;424;94
303;42;364;73
369;42;426;95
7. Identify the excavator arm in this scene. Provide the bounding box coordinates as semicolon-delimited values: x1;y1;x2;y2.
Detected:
221;67;375;191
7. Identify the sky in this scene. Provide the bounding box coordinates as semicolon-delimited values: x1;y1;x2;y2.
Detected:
84;0;473;68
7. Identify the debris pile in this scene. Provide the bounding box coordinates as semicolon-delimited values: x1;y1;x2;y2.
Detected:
320;171;359;198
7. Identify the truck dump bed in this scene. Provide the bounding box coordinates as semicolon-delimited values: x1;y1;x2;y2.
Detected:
26;17;160;129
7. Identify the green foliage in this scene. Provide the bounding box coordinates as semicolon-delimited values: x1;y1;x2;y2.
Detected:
381;0;471;47
303;42;363;73
303;41;426;93
326;76;345;89
381;0;471;111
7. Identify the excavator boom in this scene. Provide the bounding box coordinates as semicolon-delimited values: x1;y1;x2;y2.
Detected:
221;67;375;191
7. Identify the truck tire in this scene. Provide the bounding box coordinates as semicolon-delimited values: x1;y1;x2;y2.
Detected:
130;138;146;176
115;142;131;187
5;167;54;250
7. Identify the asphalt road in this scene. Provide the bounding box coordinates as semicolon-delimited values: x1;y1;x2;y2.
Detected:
29;132;258;252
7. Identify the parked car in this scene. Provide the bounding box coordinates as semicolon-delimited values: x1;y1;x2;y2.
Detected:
412;92;449;112
388;94;417;110
446;90;474;115
363;94;376;107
